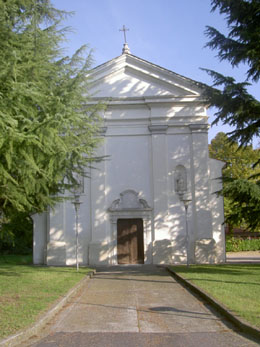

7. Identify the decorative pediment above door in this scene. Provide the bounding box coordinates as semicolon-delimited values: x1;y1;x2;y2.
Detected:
109;189;151;211
108;190;153;265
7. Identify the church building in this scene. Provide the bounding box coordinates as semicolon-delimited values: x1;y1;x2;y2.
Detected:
33;42;225;266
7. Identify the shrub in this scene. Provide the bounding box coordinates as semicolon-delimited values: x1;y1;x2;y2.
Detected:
0;212;33;254
226;236;260;252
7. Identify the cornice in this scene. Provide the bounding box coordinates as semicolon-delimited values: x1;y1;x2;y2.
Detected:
90;53;208;92
88;95;207;107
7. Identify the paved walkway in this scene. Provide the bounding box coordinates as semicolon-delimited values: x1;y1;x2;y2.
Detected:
226;251;260;263
27;265;258;346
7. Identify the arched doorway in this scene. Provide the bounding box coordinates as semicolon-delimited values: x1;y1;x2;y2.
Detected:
108;190;153;265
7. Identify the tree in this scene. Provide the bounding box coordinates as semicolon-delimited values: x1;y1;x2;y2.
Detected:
0;1;103;226
204;0;260;230
209;132;260;229
203;0;260;146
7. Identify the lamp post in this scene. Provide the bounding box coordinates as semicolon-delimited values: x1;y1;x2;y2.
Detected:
72;194;82;271
72;174;84;272
182;197;192;267
175;167;191;266
72;173;84;271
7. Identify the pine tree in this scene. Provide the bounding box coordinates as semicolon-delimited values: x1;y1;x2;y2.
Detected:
203;0;260;145
0;0;103;221
204;0;260;230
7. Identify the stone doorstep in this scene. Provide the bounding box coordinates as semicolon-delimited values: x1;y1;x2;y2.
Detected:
0;271;96;347
166;267;260;341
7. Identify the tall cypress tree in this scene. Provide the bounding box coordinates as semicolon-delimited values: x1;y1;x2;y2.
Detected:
0;0;103;220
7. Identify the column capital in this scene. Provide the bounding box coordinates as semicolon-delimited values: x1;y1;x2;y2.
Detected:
148;125;168;134
189;124;209;133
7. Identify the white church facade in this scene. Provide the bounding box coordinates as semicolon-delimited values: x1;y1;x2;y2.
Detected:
33;45;225;266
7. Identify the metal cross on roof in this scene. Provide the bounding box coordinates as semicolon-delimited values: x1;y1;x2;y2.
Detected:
119;25;129;43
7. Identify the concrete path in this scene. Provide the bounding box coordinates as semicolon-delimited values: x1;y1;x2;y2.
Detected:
226;251;260;263
28;265;258;347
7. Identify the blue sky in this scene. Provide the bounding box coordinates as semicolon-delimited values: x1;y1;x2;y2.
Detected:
52;0;258;146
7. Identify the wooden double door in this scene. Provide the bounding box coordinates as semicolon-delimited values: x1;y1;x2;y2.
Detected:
117;218;144;264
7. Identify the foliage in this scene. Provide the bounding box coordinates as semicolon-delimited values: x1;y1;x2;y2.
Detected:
207;0;260;82
209;132;260;179
202;69;260;146
222;179;260;230
171;264;260;328
203;0;260;146
0;212;33;254
226;236;260;252
209;132;260;229
204;1;260;230
0;255;92;339
0;254;32;265
0;0;103;223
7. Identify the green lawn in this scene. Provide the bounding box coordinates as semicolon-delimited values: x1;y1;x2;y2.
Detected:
0;255;93;339
170;264;260;328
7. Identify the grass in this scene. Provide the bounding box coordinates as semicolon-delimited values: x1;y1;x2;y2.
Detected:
170;264;260;328
0;254;93;339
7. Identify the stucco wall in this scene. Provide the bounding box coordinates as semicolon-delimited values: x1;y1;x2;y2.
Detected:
33;53;225;266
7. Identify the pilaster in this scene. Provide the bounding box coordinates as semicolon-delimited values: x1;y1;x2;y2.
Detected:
149;125;169;241
189;124;212;243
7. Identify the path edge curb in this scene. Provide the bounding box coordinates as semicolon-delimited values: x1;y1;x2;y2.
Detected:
0;270;96;347
167;267;260;341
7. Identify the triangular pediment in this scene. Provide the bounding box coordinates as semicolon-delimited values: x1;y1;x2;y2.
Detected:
89;53;205;99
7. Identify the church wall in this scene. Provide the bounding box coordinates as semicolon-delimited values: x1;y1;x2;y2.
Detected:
150;104;206;121
89;106;217;265
188;127;224;263
40;123;223;266
33;53;225;266
166;133;192;263
104;105;151;121
105;133;153;265
150;129;169;263
105;135;152;205
63;199;75;266
189;129;212;238
42;174;93;266
32;212;47;265
209;159;226;263
63;176;92;266
88;137;109;265
46;202;67;265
